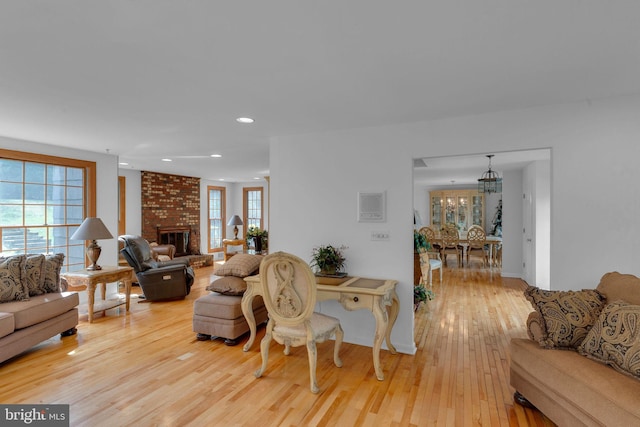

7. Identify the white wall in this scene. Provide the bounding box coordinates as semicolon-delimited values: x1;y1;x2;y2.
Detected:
270;94;640;354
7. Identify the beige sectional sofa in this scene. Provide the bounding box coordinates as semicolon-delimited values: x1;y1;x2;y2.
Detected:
510;272;640;426
0;254;79;364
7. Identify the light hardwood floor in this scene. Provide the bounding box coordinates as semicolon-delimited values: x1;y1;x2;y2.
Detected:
0;260;555;427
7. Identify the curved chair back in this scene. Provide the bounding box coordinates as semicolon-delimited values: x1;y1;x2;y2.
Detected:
441;225;460;248
259;251;316;327
419;226;437;245
467;225;487;248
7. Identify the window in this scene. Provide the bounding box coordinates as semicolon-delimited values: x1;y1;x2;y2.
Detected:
207;186;226;252
243;187;263;230
0;149;96;272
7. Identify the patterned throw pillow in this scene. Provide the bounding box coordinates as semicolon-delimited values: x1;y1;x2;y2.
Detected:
578;301;640;380
24;254;46;296
206;276;248;295
42;253;65;293
0;255;29;302
524;286;606;350
214;254;263;278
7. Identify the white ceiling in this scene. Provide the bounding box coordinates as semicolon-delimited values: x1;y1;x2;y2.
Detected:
1;1;639;182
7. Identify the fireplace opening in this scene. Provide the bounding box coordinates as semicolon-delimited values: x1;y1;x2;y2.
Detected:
157;226;192;257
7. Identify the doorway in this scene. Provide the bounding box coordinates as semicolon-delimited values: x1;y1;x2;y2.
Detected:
413;149;551;284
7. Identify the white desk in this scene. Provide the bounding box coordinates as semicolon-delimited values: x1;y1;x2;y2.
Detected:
242;275;399;381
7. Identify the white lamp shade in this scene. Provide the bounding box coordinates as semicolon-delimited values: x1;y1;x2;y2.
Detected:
70;217;114;241
227;215;243;226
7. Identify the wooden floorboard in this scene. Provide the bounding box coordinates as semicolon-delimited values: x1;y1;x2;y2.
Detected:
0;261;556;426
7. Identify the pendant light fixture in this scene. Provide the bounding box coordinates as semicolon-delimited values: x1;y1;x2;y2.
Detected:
478;154;502;194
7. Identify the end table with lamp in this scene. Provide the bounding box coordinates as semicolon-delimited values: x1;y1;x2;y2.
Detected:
65;217;133;322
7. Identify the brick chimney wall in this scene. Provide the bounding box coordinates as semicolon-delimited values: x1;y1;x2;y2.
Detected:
141;171;200;254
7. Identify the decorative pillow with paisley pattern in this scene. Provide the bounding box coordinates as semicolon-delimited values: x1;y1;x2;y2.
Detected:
42;253;65;293
0;255;29;302
524;286;606;350
25;254;46;296
578;301;640;380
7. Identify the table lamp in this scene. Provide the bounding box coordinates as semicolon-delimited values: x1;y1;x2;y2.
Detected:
70;217;114;271
227;215;243;239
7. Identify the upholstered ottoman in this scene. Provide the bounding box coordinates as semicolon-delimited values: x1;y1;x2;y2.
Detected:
192;292;267;346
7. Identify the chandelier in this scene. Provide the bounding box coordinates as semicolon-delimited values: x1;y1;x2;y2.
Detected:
478;154;502;194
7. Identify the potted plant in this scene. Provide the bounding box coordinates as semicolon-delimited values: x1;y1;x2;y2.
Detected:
310;244;347;276
245;226;268;253
414;230;430;253
414;284;434;311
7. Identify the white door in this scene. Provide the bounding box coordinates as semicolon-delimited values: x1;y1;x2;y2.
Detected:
522;171;535;286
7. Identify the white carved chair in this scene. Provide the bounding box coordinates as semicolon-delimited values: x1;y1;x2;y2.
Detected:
254;251;344;393
419;250;442;286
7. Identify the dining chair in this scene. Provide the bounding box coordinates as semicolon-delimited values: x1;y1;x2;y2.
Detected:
466;225;488;267
440;225;463;267
419;250;442;286
419;226;441;254
254;251;344;394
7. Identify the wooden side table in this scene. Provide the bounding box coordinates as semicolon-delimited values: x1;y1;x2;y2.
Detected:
62;266;134;323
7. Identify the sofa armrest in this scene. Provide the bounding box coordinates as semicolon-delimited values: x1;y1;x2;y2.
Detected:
526;311;546;343
151;244;176;260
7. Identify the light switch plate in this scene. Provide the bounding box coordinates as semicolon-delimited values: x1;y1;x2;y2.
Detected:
371;231;390;241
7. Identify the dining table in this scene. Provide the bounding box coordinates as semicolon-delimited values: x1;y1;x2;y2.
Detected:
433;231;502;267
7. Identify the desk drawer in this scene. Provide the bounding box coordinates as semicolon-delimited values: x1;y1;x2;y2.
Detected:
338;292;373;311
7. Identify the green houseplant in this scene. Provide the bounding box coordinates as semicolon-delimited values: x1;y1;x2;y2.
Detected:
245;226;268;253
414;230;431;253
414;284;435;310
310;244;347;276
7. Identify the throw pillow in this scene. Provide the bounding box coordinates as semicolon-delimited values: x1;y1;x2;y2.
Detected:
0;255;29;302
42;253;65;293
206;276;248;296
214;254;263;278
524;286;605;350
578;300;640;380
24;254;46;296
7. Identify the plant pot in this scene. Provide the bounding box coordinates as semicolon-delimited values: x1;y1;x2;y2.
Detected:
320;266;337;276
254;237;263;253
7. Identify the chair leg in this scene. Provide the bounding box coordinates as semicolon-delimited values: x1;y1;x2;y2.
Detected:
428;269;433;286
439;267;443;282
254;330;272;379
334;325;344;368
307;340;320;394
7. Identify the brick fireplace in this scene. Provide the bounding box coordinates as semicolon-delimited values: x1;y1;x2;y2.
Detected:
141;171;200;255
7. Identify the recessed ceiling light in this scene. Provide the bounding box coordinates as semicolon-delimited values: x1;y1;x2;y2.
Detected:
253;177;260;180
210;154;222;158
218;178;225;181
236;117;254;124
119;162;129;166
161;158;172;162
